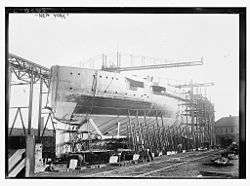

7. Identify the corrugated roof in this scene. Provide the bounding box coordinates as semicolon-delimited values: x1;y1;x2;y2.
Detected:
215;116;239;127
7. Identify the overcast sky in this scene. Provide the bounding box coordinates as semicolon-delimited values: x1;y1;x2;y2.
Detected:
9;13;239;128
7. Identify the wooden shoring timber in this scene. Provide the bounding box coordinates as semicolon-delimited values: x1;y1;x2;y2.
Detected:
206;107;211;145
136;110;144;149
144;109;154;150
204;114;209;144
155;110;162;150
177;126;181;146
176;126;182;149
143;113;155;149
211;105;215;145
165;126;171;150
184;127;189;150
173;126;178;150
202;126;205;145
196;128;200;147
152;124;157;151
172;126;177;150
172;126;178;150
127;110;135;151
175;126;181;150
198;95;204;147
126;124;132;149
180;127;184;148
147;131;153;150
159;113;165;150
203;126;206;144
143;113;154;149
189;126;194;149
139;116;144;148
143;113;149;148
183;126;189;150
160;114;167;151
127;124;133;149
132;116;138;152
147;119;162;149
167;126;173;150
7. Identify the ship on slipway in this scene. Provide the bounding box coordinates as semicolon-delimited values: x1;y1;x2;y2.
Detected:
49;56;209;144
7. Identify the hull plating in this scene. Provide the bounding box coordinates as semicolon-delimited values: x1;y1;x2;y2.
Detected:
50;66;185;121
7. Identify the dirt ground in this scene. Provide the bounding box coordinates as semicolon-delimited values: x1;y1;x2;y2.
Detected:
34;150;239;178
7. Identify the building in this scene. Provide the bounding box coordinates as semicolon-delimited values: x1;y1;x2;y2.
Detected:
215;115;239;147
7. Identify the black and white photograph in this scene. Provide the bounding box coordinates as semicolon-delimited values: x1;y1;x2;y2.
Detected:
5;7;246;179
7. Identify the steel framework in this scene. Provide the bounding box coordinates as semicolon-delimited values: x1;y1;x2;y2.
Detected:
8;53;53;138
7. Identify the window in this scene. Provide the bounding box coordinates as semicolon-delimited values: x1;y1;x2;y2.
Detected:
231;128;234;133
126;77;144;90
152;85;166;94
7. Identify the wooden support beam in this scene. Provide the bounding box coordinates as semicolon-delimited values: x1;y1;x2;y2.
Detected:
136;110;143;149
126;124;132;149
160;114;166;151
152;124;157;151
168;126;173;150
132;116;138;152
143;112;150;149
155;111;161;150
127;110;135;151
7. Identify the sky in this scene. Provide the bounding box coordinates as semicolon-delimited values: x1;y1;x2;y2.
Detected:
8;13;239;128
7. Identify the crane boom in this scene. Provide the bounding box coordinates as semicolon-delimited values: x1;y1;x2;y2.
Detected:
174;82;215;88
102;58;203;72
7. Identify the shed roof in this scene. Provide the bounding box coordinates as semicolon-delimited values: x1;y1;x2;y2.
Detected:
215;116;239;128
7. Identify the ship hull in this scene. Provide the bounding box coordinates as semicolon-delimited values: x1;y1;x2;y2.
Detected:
71;95;172;117
50;65;185;123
